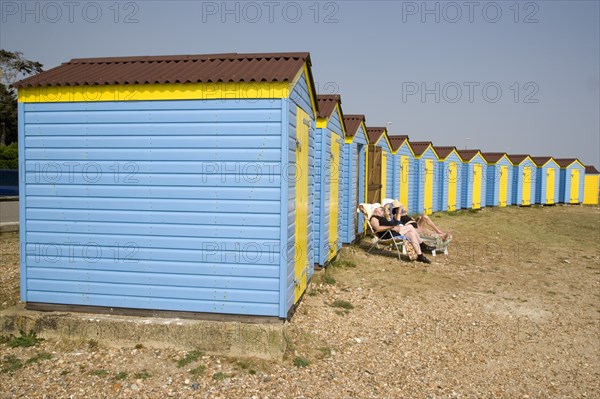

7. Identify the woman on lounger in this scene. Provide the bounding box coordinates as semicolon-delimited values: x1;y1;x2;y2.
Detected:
389;200;451;241
369;206;432;264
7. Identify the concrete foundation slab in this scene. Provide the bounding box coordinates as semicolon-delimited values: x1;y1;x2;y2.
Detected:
0;304;288;360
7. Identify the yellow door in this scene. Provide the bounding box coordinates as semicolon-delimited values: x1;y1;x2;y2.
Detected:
447;162;457;211
424;159;434;214
499;165;508;207
522;166;531;205
545;168;555;204
570;169;580;203
381;152;387;202
400;156;410;208
328;136;340;261
472;164;482;209
294;108;309;303
583;175;599;205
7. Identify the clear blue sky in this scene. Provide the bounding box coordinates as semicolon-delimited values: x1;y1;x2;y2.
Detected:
1;0;598;167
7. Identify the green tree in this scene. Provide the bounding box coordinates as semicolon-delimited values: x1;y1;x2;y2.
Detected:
0;50;43;145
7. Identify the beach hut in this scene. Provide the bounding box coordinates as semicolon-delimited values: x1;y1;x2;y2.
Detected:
366;127;393;203
313;95;346;266
457;150;487;210
388;135;415;211
434;146;463;212
583;165;599;205
16;52;319;319
555;158;586;204
482;152;513;207
341;114;368;244
409;142;439;215
508;154;537;206
531;157;560;205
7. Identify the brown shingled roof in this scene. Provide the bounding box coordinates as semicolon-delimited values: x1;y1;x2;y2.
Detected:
15;52;312;88
585;165;600;174
457;150;481;161
317;95;340;119
554;158;579;168
507;154;530;164
530;156;553;167
343;115;366;138
410;141;433;156
434;146;458;160
366;127;387;145
388;135;409;152
482;152;508;163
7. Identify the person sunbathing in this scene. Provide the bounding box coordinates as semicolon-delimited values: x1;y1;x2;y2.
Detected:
389;200;451;241
369;206;432;264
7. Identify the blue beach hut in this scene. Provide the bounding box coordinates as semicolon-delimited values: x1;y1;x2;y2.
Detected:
508;154;537;206
433;146;463;212
16;52;319;319
482;152;513;207
555;158;586;204
409;142;439;215
457;150;487;210
531;157;560;205
366;127;393;203
341;114;369;244
313;95;346;266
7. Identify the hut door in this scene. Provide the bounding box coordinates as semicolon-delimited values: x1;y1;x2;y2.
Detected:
472;164;482;209
447;162;457;211
569;169;580;203
381;152;387;201
328;136;340;260
424;159;434;214
400;156;410;209
499;166;508;207
367;144;382;203
294;108;310;303
546;168;555;204
522;166;531;205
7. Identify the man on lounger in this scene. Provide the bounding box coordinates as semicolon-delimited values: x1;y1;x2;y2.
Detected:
387;200;451;241
370;206;433;265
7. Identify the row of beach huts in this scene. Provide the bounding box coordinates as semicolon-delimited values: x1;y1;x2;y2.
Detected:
14;52;599;319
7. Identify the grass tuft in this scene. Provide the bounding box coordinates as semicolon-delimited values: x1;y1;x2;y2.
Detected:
293;357;311;367
176;350;203;368
7;330;43;348
331;300;354;310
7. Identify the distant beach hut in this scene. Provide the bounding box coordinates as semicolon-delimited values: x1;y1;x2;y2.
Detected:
15;52;319;319
388;135;414;211
508;154;537;206
531;157;560;205
409;142;439;215
583;165;600;205
313;95;346;266
366;127;393;203
457;150;487;210
341;114;369;243
555;158;586;204
482;152;513;207
434;146;463;212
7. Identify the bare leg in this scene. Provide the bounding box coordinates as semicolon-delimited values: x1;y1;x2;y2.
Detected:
416;215;447;238
397;225;422;255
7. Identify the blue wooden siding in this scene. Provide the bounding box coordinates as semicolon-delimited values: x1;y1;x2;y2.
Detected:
512;158;536;206
535;162;560;204
414;148;439;215
341;143;356;244
558;163;585;203
21;99;288;317
485;157;513;206
313;107;344;266
286;73;315;313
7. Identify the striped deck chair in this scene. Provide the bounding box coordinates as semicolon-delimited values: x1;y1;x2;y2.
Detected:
358;204;416;261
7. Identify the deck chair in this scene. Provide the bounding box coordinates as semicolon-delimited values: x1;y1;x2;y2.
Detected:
358;204;415;261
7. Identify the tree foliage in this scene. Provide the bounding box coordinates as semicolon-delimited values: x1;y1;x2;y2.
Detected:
0;50;43;146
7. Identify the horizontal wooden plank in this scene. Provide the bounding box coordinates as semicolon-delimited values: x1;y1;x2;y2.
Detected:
25;122;282;137
27;268;278;291
26;208;280;227
25;197;280;213
26;292;279;317
25;256;279;278
25;148;282;162
25;185;280;200
26;220;280;240
25;109;282;124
